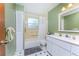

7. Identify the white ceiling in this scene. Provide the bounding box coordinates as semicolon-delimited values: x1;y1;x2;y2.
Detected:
22;3;59;16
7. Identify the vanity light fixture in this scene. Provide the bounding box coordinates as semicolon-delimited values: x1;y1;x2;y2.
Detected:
67;3;73;8
61;3;73;12
61;7;66;11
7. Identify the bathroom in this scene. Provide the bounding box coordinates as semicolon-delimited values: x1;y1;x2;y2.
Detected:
0;3;79;56
16;3;79;56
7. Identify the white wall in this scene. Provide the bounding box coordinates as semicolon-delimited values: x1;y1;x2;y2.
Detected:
16;11;24;51
38;16;48;40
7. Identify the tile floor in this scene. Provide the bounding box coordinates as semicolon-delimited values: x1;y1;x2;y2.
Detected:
28;50;50;56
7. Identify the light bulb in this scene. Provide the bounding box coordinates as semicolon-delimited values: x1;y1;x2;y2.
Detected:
67;3;73;8
61;7;66;11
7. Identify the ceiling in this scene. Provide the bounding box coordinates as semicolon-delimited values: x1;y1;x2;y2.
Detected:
22;3;59;16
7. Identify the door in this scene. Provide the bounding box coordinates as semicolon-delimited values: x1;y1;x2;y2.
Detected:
0;4;6;56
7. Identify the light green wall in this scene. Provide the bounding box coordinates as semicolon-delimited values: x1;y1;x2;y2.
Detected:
16;4;24;11
48;4;64;33
5;3;16;56
64;12;79;30
48;3;79;34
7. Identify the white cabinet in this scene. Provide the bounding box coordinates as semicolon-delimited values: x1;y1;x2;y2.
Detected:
53;44;70;56
71;44;79;56
47;36;54;55
47;42;54;55
53;38;71;51
46;36;71;56
46;35;79;56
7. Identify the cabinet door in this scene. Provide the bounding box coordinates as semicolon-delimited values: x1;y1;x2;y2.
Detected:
46;36;54;55
46;36;71;56
46;36;53;49
52;38;71;56
53;44;70;56
71;44;79;56
53;38;71;51
47;42;53;55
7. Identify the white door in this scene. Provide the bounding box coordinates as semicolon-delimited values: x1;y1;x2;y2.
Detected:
38;16;47;40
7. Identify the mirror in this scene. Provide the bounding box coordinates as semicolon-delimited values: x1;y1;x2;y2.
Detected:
58;6;79;32
64;12;79;30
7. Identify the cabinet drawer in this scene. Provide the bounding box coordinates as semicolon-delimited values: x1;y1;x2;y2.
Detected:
47;42;54;54
53;38;71;51
47;41;53;50
71;44;79;55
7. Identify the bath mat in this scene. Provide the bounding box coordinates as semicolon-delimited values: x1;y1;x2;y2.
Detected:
24;46;42;56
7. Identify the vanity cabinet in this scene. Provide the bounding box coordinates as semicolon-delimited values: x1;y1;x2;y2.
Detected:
53;39;70;56
47;36;79;56
47;37;54;55
71;44;79;56
46;36;71;56
53;44;70;56
53;38;71;51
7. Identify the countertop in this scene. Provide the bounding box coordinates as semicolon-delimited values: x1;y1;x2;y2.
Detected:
47;35;79;46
